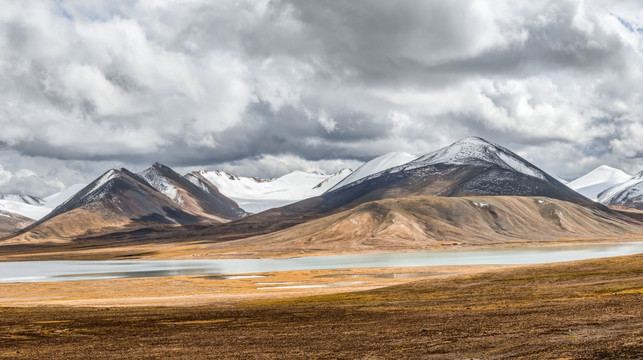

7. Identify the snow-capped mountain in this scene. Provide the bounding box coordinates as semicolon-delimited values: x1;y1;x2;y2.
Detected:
0;194;44;206
567;165;631;200
598;170;643;210
0;198;51;220
330;137;571;194
17;168;239;242
43;184;88;209
187;169;352;213
140;163;246;220
309;137;591;216
0;184;88;222
329;152;417;191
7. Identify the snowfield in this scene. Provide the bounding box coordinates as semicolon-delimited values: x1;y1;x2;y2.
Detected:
190;169;352;213
567;165;631;200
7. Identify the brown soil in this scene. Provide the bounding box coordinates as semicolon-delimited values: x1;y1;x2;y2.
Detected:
1;255;641;359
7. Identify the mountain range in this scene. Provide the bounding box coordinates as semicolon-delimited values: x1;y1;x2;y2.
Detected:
1;137;641;256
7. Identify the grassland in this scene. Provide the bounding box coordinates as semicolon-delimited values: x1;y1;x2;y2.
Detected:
1;255;642;359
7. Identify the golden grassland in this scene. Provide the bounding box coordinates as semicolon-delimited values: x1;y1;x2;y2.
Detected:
1;255;641;359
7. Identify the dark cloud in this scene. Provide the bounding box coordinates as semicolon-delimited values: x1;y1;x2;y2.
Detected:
0;0;642;195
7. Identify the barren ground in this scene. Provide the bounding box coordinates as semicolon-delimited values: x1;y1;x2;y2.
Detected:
1;255;642;359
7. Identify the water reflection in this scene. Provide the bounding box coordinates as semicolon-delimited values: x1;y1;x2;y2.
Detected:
1;241;642;283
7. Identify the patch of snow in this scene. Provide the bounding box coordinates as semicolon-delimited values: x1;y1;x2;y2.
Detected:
185;174;210;193
329;152;417;191
140;167;183;205
87;170;118;197
568;165;631;200
472;201;489;208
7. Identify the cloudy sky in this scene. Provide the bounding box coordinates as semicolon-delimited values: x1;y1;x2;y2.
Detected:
1;0;642;196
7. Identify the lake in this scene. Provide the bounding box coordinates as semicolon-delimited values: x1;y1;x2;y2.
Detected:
1;241;642;283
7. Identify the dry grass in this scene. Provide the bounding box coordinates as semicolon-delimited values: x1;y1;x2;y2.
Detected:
1;255;641;359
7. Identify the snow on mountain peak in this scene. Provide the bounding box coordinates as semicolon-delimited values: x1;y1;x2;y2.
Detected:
405;137;547;180
567;165;631;200
83;169;120;200
329;152;417;191
140;165;183;206
597;169;643;208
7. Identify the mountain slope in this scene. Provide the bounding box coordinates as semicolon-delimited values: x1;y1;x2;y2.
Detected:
140;163;246;221
568;165;631;200
0;209;34;235
10;168;209;242
308;137;593;215
598;171;643;210
329;152;417;191
187;169;352;213
203;196;643;256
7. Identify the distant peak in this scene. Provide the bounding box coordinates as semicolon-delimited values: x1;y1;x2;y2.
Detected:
450;136;495;147
150;162;171;170
590;165;626;173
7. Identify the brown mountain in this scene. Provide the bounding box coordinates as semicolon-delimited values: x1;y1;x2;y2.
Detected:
140;163;246;221
0;210;34;236
7;167;242;243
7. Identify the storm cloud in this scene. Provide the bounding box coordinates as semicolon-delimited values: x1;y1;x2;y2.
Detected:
0;0;642;195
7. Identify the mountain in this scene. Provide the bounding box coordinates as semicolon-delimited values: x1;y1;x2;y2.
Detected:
163;137;614;249
329;152;417;191
0;209;34;235
206;196;643;256
43;184;87;209
10;168;217;242
140;163;246;220
307;137;593;215
186;169;352;213
567;165;631;200
0;185;87;224
598;171;643;210
2;137;641;257
0;198;51;220
555;176;569;184
0;194;44;206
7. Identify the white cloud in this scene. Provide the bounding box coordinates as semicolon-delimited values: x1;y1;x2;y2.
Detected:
0;0;642;192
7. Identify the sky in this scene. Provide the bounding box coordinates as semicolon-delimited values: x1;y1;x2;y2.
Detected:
1;0;642;197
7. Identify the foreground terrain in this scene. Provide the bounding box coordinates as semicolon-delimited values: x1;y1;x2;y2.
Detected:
1;255;641;359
